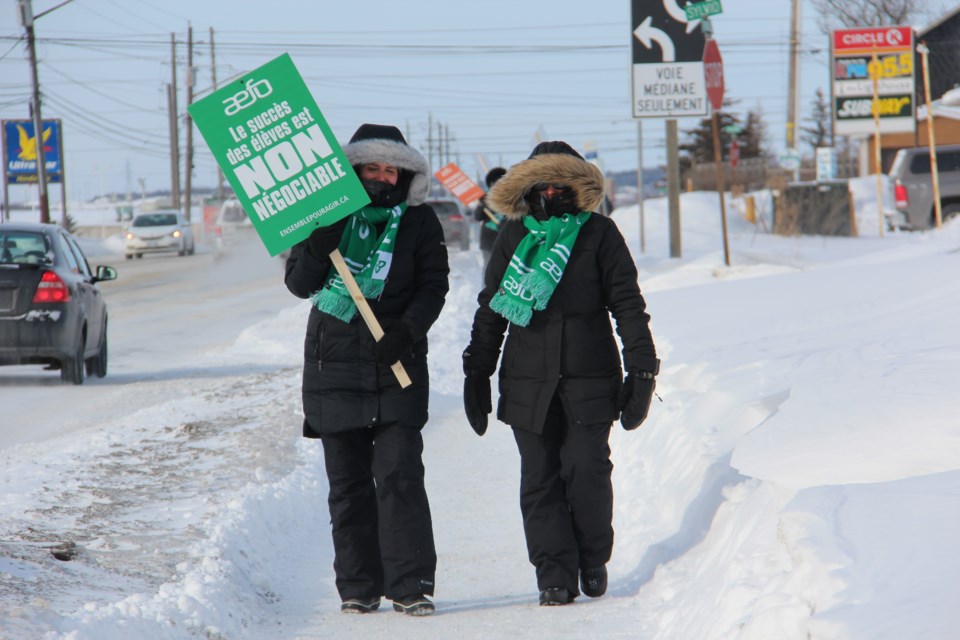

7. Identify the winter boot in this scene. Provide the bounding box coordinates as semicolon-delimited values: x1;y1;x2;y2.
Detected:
392;594;435;616
538;587;574;606
580;566;607;598
340;597;380;613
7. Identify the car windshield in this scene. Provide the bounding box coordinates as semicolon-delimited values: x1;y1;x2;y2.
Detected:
0;231;51;265
132;213;178;227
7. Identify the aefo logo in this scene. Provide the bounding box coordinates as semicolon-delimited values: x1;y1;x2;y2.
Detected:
222;78;273;116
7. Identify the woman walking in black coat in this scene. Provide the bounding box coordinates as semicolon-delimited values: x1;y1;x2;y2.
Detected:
285;123;449;616
462;141;658;606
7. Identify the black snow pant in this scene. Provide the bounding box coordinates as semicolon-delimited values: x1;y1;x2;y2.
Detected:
512;393;614;595
320;422;436;601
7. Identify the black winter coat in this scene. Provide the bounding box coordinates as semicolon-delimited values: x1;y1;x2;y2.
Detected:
468;215;656;433
285;204;449;436
466;149;656;434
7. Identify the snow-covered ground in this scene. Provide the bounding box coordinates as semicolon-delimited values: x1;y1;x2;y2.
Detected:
1;179;959;639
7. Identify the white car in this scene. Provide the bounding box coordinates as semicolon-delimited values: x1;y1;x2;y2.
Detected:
125;211;195;259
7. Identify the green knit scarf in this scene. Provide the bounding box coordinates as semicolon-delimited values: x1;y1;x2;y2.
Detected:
311;203;406;322
490;211;591;327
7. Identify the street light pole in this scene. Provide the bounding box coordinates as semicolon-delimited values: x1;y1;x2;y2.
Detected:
19;0;50;223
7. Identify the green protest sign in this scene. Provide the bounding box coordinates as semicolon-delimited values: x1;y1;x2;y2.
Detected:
188;53;369;256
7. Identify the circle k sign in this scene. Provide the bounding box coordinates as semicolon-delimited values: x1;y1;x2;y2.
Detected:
703;38;724;111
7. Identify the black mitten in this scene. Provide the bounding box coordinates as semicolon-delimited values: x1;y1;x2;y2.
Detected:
618;372;656;431
374;323;413;366
307;218;348;257
463;375;491;436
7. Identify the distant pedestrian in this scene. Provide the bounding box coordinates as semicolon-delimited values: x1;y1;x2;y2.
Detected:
474;167;507;273
462;141;658;606
284;123;449;617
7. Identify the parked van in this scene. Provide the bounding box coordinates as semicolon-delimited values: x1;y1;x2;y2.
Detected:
888;144;960;229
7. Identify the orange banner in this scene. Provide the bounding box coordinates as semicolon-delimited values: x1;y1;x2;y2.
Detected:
434;162;484;205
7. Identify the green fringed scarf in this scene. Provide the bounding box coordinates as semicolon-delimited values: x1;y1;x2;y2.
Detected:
490;211;591;327
311;203;406;322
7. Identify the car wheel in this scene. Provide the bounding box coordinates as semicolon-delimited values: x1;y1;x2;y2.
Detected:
125;254;133;260
86;324;108;378
136;253;143;259
61;340;86;385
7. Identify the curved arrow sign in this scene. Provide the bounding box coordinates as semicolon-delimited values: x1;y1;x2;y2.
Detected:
634;16;675;62
665;0;702;34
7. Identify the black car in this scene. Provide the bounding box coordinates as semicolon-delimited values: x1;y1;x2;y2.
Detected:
0;222;117;384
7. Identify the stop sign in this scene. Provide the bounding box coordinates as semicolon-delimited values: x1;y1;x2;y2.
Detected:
703;38;724;111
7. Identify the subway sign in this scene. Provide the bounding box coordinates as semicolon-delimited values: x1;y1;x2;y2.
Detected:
831;26;915;136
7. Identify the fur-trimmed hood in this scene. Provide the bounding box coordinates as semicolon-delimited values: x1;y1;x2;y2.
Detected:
486;153;605;219
342;129;431;206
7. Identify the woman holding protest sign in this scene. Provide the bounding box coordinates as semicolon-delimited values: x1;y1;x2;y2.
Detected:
461;141;658;606
284;123;449;617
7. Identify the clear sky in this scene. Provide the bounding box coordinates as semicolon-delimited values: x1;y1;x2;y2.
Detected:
0;0;943;201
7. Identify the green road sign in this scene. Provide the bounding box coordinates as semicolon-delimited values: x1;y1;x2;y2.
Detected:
685;0;723;21
188;53;369;256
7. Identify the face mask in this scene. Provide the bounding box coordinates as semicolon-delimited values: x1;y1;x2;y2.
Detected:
529;189;578;219
362;179;404;208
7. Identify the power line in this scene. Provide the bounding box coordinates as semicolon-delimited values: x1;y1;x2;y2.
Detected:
43;92;168;149
40;62;165;112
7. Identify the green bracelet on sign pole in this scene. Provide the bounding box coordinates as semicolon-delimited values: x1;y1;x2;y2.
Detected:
188;53;370;256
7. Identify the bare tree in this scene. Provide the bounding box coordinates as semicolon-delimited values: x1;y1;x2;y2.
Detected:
800;88;831;152
811;0;920;35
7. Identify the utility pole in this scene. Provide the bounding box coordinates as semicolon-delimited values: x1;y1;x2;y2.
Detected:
183;24;194;222
19;0;50;223
167;84;179;209
918;42;942;229
169;33;181;210
444;123;451;166
426;112;434;173
435;120;441;166
210;27;224;201
666;119;681;258
785;0;801;152
125;158;132;202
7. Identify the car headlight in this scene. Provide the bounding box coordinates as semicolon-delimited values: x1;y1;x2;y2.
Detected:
172;230;182;238
125;232;135;240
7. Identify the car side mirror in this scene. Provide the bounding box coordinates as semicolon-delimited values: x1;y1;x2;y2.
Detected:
93;265;118;283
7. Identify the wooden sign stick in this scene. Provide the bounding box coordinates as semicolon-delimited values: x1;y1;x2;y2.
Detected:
482;207;501;226
328;249;412;388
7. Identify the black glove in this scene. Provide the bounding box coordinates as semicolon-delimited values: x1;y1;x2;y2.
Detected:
307;218;348;258
618;372;656;431
374;322;413;366
463;374;491;436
